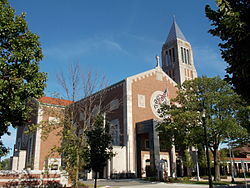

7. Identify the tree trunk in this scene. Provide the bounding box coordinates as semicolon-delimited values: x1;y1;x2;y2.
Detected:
213;148;220;181
94;171;97;188
75;149;79;187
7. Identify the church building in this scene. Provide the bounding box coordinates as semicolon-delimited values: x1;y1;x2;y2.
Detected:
11;19;198;180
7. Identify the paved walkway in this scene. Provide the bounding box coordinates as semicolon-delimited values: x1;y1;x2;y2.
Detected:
81;179;249;188
119;182;209;188
82;179;152;187
119;184;249;188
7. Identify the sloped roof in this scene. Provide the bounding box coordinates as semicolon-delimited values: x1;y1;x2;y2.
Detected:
227;157;250;161
233;145;250;154
166;19;187;43
38;96;73;106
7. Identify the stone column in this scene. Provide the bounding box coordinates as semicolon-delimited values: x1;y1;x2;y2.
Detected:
107;159;111;179
235;163;239;175
11;156;18;170
148;121;160;178
153;121;160;180
149;132;156;177
170;140;177;177
245;162;249;173
226;163;229;174
18;150;26;170
136;134;142;178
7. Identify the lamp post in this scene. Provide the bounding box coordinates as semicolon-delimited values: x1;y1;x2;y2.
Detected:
194;147;200;181
202;109;213;188
228;139;235;183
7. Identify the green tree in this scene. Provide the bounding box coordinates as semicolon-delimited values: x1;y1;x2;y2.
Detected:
198;147;208;169
0;141;8;158
205;0;250;104
48;64;109;187
0;0;47;152
159;77;248;181
84;115;113;188
235;105;250;144
0;157;10;170
182;149;194;176
57;112;86;187
218;148;229;168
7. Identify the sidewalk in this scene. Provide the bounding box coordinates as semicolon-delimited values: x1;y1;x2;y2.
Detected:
81;178;250;188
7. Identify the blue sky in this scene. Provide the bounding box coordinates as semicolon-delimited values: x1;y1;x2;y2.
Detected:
2;0;227;159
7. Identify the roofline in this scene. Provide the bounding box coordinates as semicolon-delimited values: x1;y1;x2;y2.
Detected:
66;66;179;107
37;97;72;108
38;101;68;108
74;80;125;105
127;66;178;86
165;19;188;43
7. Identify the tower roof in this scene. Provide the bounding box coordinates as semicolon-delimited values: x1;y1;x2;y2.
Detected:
165;19;187;43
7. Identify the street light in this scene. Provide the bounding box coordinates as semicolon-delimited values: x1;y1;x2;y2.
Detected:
202;108;213;188
194;147;200;181
228;136;235;184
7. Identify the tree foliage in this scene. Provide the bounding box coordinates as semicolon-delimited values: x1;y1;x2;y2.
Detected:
57;111;86;187
182;149;194;169
205;0;250;104
197;147;208;169
0;157;10;170
0;141;8;158
158;76;248;181
47;64;109;187
84;115;113;188
0;0;47;151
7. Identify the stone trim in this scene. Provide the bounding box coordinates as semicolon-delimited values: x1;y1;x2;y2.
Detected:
33;107;43;170
128;67;177;87
125;78;135;173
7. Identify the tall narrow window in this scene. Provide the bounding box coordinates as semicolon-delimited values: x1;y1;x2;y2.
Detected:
145;139;150;149
172;48;175;62
166;51;169;65
181;47;184;63
183;48;186;64
184;49;187;64
169;49;172;64
110;119;120;146
27;136;33;164
187;49;190;64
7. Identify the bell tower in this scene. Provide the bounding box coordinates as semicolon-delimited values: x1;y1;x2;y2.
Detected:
161;18;197;84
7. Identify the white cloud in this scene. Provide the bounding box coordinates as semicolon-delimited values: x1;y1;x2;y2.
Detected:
102;39;129;55
124;32;162;45
43;37;129;60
